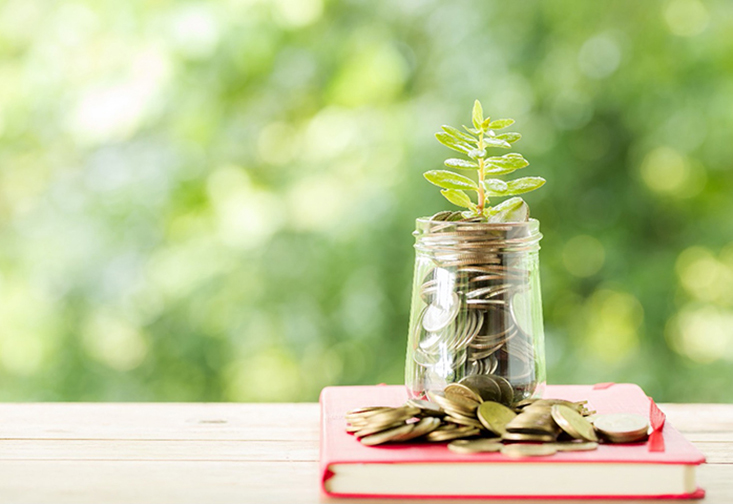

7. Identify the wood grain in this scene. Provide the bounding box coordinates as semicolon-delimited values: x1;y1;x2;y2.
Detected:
0;402;727;503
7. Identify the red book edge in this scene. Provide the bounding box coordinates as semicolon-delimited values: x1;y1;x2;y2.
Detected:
319;383;706;500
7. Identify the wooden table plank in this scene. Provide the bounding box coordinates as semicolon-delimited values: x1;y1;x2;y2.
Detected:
0;404;320;441
0;440;318;462
0;402;728;503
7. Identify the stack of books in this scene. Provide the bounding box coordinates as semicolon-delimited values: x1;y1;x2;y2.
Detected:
319;383;705;499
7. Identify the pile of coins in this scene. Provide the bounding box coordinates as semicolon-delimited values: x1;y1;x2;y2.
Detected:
410;212;542;400
346;381;650;458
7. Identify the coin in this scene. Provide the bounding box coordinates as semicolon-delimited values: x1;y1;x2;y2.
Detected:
405;398;445;417
514;398;538;409
592;413;649;443
477;401;517;435
431;391;480;416
364;406;420;427
444;414;484;429
501;443;557;458
354;420;406;438
501;432;556;443
448;438;503;454
444;383;483;403
426;426;480;442
360;424;415;446
458;375;502;402
551;404;598;442
490;375;515;405
346;406;391;417
422;292;461;332
549;441;599;452
394;417;441;442
505;412;558;435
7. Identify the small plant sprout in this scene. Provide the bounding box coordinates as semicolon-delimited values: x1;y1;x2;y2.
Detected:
425;100;545;222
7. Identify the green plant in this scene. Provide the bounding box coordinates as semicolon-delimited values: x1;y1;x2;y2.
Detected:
425;100;545;221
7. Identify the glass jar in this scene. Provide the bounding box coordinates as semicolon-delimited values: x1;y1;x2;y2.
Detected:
405;217;545;403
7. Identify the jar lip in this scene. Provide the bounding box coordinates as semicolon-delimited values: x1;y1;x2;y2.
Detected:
415;216;540;231
413;217;541;251
415;217;540;227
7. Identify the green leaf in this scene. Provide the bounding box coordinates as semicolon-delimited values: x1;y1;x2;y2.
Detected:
462;125;481;135
424;170;479;191
484;153;529;175
485;197;529;223
482;178;510;197
504;176;546;195
488;119;515;129
444;158;478;170
440;189;475;209
472;100;483;130
467;148;486;159
483;136;512;149
481;117;492;130
435;132;472;154
496;132;521;144
483;177;545;197
441;125;476;144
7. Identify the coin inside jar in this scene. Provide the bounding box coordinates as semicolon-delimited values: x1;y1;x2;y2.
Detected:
422;292;461;332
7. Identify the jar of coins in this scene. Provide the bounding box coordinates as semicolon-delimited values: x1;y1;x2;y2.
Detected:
405;216;545;403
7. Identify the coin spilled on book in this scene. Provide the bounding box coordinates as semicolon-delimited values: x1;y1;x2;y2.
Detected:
345;377;650;457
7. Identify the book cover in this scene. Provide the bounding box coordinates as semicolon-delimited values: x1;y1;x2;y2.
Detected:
319;383;705;499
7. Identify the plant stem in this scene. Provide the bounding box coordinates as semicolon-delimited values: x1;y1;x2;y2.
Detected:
477;131;486;213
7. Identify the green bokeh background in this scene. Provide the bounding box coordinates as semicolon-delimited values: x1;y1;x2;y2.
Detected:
1;0;732;402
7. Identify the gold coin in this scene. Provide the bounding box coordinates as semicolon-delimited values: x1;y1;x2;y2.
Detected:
501;432;556;442
426;426;480;442
505;412;557;435
432;391;479;416
395;417;441;442
364;406;420;426
514;398;538;409
360;424;414;446
520;403;553;414
444;383;483;403
354;420;406;438
549;441;599;452
405;399;445;417
501;443;557;458
444;414;484;429
532;399;583;411
448;438;503;454
346;406;391;417
477;401;517;435
551;404;598;442
489;375;515;405
458;375;502;402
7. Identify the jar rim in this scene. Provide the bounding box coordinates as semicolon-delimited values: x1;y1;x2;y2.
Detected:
413;217;541;253
415;216;540;228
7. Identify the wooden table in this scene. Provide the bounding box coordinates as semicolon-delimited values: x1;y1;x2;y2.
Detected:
0;403;729;503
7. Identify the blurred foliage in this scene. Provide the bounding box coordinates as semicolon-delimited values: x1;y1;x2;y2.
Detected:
0;0;732;402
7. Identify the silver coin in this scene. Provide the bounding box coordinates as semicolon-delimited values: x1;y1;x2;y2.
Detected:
422;292;461;332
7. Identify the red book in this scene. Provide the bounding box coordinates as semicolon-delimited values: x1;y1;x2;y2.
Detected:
319;383;705;499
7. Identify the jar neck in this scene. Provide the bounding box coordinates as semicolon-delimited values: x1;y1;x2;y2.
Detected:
413;218;542;254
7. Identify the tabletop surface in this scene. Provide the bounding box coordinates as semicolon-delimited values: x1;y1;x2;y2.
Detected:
0;402;730;503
